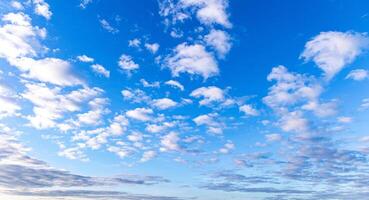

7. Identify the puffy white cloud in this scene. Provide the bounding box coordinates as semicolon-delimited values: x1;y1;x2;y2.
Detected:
140;150;157;162
165;80;184;91
219;140;234;154
127;132;143;142
145;43;160;54
121;88;151;103
264;65;336;118
160;132;181;152
165;43;218;79
151;98;178;110
128;38;141;48
126;108;153;121
0;12;45;60
346;69;368;81
301;31;369;80
99;19;119;34
91;64;110;78
77;55;94;63
118;54;139;73
33;0;52;20
22;83;102;129
190;86;224;106
239;104;259;116
193;114;223;134
204;29;232;58
76;98;110;127
11;1;24;10
0;96;21;119
180;0;232;28
10;57;83;86
280;111;309;133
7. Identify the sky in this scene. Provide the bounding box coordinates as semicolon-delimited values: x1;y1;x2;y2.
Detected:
1;0;369;199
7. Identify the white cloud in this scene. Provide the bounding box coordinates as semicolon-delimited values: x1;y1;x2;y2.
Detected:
140;79;160;88
263;65;336;118
160;132;181;152
10;57;83;86
219;140;234;154
79;0;93;9
165;80;184;91
337;116;352;123
239;104;259;116
22;83;102;129
126;108;153;121
0;96;21;119
33;0;52;20
121;88;151;103
265;134;282;142
118;54;139;73
91;64;110;78
190;86;224;106
0;12;45;60
204;29;232;58
77;55;94;63
165;43;218;79
301;31;369;80
280;111;309;133
193;114;223;134
127;132;143;142
140;150;157;162
151;98;178;110
11;1;24;10
346;69;368;81
128;38;141;48
145;43;160;54
180;0;232;28
99;19;119;34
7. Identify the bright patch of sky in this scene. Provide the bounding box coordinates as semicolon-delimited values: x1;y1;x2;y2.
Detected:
1;0;369;199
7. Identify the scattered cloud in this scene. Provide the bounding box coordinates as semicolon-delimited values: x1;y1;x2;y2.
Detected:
301;31;369;80
91;64;110;78
346;69;368;81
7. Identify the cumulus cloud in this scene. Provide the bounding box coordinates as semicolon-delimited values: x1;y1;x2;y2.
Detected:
301;31;369;80
140;79;160;88
219;140;235;154
204;29;232;58
33;0;52;20
0;12;45;60
22;83;102;129
180;0;232;28
165;80;184;91
346;69;368;81
239;104;259;116
126;108;153;121
165;43;218;79
77;55;94;63
193;113;223;134
10;57;83;86
190;86;225;106
145;43;160;54
140;150;157;162
118;54;139;73
91;64;110;78
151;98;178;110
160;132;181;152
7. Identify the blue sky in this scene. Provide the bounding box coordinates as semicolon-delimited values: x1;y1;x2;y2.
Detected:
1;0;369;199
